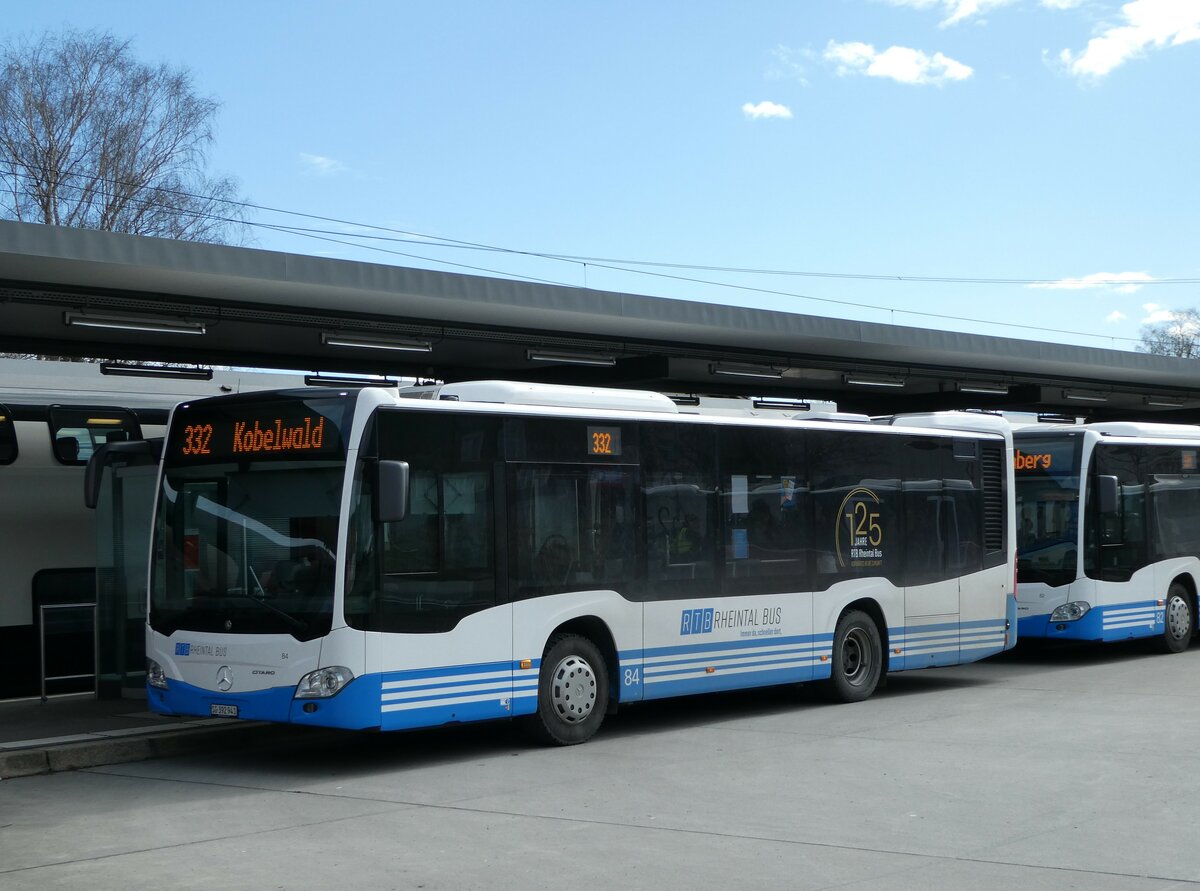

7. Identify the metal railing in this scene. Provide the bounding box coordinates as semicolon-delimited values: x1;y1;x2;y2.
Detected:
39;602;97;703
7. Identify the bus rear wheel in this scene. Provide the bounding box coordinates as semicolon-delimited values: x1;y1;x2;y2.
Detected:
1154;583;1194;654
823;610;882;703
522;633;609;745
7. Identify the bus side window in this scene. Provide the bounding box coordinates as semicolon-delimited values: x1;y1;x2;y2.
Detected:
641;421;717;597
367;411;500;634
810;429;904;590
1089;445;1147;582
720;426;809;595
509;465;637;598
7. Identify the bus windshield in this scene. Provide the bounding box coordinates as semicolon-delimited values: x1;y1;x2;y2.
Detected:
149;393;354;641
1014;433;1082;587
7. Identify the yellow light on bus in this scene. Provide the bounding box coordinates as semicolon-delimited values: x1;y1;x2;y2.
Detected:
705;667;715;674
894;648;902;654
87;418;125;426
819;655;829;662
519;659;532;670
0;416;6;423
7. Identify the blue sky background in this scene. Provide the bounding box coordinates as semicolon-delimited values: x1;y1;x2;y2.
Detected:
6;1;1199;350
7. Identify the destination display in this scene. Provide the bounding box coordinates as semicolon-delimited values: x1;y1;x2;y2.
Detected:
1012;437;1080;478
168;397;349;464
587;425;622;457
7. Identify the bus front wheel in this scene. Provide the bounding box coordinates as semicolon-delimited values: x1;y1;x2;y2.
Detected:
523;633;609;745
823;610;882;703
1154;583;1194;654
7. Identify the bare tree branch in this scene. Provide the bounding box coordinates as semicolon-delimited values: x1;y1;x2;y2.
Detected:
1138;308;1200;358
0;28;246;244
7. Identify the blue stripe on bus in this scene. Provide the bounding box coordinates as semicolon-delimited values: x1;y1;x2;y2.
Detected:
1018;599;1164;643
383;684;516;705
645;655;821;680
634;633;833;661
379;659;534;684
644;644;826;672
381;696;516;731
643;665;817;700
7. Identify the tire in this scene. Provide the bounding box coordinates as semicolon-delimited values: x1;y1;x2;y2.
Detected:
522;633;609;745
823;609;883;703
1153;583;1194;654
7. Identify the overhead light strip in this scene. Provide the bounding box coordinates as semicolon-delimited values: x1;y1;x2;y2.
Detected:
321;332;432;353
1062;389;1108;403
844;373;906;389
957;381;1010;396
526;349;617;367
100;362;214;381
64;311;206;336
304;374;399;388
1144;395;1185;408
710;363;784;380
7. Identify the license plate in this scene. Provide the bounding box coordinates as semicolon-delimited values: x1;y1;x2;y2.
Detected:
210;703;238;718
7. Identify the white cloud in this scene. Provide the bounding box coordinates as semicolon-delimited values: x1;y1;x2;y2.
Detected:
1041;0;1085;9
824;41;973;84
1105;310;1127;322
1028;271;1156;293
1059;0;1200;79
742;100;794;120
1142;303;1176;324
885;0;1016;27
299;153;348;175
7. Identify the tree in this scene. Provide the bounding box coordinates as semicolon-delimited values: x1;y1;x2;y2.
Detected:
1139;308;1200;358
0;28;245;243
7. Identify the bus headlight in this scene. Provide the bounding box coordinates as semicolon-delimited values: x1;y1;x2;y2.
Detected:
295;666;354;698
147;658;168;689
1050;601;1091;622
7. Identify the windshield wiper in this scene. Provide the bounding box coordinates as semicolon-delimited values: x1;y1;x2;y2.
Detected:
222;593;308;633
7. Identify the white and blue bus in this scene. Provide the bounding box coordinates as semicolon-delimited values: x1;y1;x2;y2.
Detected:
146;381;1017;744
1014;422;1200;652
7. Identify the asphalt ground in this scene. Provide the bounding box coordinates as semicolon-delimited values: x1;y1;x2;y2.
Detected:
2;639;1200;889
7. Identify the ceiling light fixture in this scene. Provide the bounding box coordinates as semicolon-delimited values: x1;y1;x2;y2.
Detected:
752;398;812;411
526;349;618;367
304;374;398;388
1144;395;1185;408
844;373;906;389
1062;389;1108;403
64;311;206;336
957;381;1009;396
710;362;785;380
321;332;432;353
100;362;213;381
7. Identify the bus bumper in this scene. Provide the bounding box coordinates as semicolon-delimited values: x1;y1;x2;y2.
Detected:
1005;594;1019;649
1017;601;1162;642
148;674;382;730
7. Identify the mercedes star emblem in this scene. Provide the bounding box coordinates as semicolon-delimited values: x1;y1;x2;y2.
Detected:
216;665;233;692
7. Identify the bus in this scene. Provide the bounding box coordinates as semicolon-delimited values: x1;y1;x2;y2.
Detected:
145;381;1017;744
0;357;304;700
1013;422;1200;652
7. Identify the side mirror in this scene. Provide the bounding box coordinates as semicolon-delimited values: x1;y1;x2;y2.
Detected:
84;440;160;509
375;460;410;523
1096;474;1120;514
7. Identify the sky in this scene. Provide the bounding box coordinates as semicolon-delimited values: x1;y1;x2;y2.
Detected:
5;0;1200;352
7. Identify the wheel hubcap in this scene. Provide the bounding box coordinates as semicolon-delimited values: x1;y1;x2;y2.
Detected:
1166;595;1191;640
550;654;597;724
842;627;872;687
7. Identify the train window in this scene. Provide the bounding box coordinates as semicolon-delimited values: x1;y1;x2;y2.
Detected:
48;405;142;466
0;403;15;465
